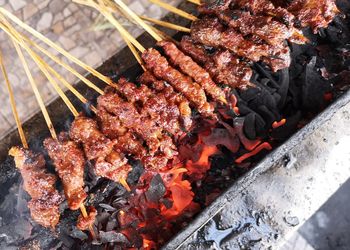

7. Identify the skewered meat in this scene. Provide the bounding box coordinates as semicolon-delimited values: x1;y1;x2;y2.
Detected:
213;9;306;46
70;116;131;182
44;133;87;211
114;132;146;158
96;107;127;139
286;0;339;32
70;115;114;160
114;79;153;104
97;89;162;154
142;48;213;115
191;17;270;62
117;79;182;135
158;40;227;104
180;36;253;88
138;71;193;130
198;0;295;26
9;147;62;228
77;206;97;231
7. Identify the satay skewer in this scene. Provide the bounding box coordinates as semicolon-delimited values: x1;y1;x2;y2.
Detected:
1;21;96;238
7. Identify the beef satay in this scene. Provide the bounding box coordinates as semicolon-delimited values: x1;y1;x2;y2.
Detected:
158;40;227;104
70;116;131;182
142;48;213;116
9;147;62;228
287;0;339;33
215;9;306;46
138;71;193;131
191;17;270;62
117;78;182;135
180;36;253;88
44;133;87;211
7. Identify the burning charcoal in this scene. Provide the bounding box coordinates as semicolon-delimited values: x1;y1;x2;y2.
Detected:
106;219;118;232
276;68;290;109
145;174;166;203
99;231;130;244
243;113;257;140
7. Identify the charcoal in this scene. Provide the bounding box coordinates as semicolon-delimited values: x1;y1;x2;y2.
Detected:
99;231;129;244
106;219;118;232
257;105;277;127
243;113;257;140
276;68;290;108
126;158;144;185
69;227;89;241
145;174;166;203
99;204;117;212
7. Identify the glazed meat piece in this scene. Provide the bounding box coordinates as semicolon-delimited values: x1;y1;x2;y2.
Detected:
114;132;146;158
214;9;306;46
207;50;253;88
138;71;192;131
94;151;131;182
117;79;181;135
44;133;87;211
158;41;227;104
77;206;97;231
191;17;270;62
114;78;153;104
9;147;62;228
287;0;339;32
142;48;213;115
262;45;291;72
97;89;160;154
96;107;127;139
70;115;114;160
233;0;295;26
180;37;253;88
198;0;232;14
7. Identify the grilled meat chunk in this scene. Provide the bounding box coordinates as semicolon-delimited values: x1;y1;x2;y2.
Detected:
77;206;97;231
70;115;114;160
142;48;213;115
9;147;62;228
44;133;87;211
158;40;227;104
287;0;339;32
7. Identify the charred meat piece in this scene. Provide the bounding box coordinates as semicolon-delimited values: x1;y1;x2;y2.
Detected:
158;40;227;104
9;147;62;228
287;0;339;32
70;115;114;160
138;71;193;131
215;9;306;46
207;50;254;88
97;89;161;154
117;78;182;135
114;78;153;104
114;132;146;158
77;206;97;231
44;133;87;211
191;17;270;62
233;0;295;26
96;107;127;139
180;36;253;88
198;0;232;14
142;48;213;115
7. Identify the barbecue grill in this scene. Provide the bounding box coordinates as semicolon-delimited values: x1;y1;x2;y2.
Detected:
0;0;350;249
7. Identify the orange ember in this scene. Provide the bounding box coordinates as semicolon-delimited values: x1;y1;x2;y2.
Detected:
272;119;287;129
235;142;272;164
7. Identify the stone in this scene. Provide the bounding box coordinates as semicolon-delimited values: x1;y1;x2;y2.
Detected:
23;3;39;20
69;46;89;58
37;0;50;10
84;51;102;67
0;0;6;6
49;0;66;13
52;21;64;34
58;36;76;51
63;8;71;17
63;15;75;28
129;1;146;14
9;0;26;11
36;12;53;31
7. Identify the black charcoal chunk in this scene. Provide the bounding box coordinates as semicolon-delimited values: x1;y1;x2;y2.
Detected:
145;174;166;203
99;231;129;244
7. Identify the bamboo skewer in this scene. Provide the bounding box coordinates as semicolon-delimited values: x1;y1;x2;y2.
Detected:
0;47;28;148
148;0;198;21
140;15;191;33
187;0;201;5
0;7;113;86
